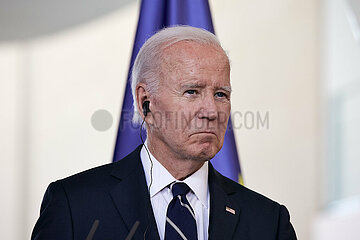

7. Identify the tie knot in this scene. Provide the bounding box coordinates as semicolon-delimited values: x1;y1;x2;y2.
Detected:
171;182;191;197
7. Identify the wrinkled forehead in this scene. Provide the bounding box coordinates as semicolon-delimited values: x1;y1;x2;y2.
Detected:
160;41;229;75
162;40;228;62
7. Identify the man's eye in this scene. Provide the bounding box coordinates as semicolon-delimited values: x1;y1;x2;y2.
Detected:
215;92;227;98
185;90;197;95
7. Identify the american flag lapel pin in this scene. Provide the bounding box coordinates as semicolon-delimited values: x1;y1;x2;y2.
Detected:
225;206;236;215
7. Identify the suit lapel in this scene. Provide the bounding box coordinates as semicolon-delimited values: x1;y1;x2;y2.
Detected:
109;145;160;240
208;164;241;240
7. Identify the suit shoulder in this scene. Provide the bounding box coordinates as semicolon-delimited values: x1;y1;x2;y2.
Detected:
62;161;114;181
58;145;143;188
56;162;117;192
216;172;282;209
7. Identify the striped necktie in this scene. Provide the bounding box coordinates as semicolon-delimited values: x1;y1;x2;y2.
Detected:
165;182;198;240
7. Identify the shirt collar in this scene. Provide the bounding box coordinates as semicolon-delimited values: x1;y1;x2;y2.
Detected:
183;160;209;208
140;140;209;208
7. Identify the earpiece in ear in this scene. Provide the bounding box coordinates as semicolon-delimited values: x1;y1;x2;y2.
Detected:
142;101;150;117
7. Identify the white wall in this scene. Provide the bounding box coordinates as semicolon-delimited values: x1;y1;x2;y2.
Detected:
313;0;360;238
313;196;360;240
0;44;23;240
321;0;360;202
0;0;320;239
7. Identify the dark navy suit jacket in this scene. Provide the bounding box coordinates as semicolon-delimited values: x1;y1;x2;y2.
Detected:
32;145;297;240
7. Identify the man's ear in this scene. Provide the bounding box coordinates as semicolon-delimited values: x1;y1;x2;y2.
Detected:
135;83;150;120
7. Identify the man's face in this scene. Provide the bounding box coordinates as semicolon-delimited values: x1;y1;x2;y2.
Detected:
148;41;231;162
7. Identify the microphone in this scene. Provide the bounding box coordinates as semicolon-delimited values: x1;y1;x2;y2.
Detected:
85;219;140;240
125;221;140;240
85;219;99;240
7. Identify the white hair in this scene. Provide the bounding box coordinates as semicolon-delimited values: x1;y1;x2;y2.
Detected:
131;25;228;125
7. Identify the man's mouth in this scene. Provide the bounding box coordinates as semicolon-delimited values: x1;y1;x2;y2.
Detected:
190;131;217;136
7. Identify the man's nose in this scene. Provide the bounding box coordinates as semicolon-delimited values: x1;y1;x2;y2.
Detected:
197;95;217;120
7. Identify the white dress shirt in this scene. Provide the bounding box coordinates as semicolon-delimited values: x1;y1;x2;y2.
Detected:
140;141;210;240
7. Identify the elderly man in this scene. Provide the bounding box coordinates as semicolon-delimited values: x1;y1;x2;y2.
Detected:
32;26;297;240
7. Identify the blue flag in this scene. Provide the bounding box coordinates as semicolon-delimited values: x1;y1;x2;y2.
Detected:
113;0;242;183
